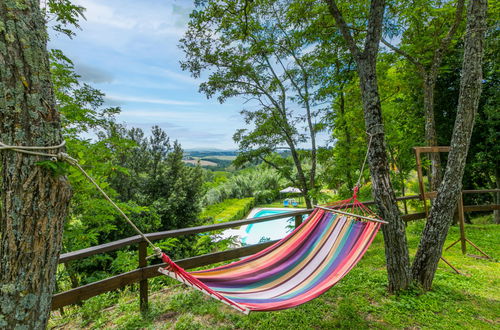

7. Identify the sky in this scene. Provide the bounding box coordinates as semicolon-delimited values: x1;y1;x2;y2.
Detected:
48;0;244;150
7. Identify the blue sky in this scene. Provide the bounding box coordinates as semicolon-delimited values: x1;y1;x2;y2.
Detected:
48;0;243;149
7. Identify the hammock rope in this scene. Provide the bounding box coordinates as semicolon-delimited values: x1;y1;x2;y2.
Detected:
0;140;163;258
355;123;384;190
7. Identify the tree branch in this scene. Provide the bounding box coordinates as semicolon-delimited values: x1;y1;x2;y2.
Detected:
381;37;424;70
363;0;386;58
257;155;299;187
324;0;361;58
430;0;466;75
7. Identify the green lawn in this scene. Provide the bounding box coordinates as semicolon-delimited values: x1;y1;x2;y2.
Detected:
49;221;499;329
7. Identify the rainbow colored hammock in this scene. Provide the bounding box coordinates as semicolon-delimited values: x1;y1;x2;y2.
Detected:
159;197;383;314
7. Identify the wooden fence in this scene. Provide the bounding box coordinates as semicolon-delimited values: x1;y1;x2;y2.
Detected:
52;191;499;313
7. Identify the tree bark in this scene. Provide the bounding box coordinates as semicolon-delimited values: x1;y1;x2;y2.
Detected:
325;0;411;292
494;162;500;224
339;88;354;189
423;73;442;191
411;0;487;290
357;59;411;292
0;1;72;328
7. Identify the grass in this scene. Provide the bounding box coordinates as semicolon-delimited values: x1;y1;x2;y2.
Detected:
49;220;499;329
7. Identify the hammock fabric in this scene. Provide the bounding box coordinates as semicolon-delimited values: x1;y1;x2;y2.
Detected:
159;194;382;314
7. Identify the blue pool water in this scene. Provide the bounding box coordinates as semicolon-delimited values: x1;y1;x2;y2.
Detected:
240;209;303;245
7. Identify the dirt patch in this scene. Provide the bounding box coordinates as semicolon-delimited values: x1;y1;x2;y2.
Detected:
183;159;218;167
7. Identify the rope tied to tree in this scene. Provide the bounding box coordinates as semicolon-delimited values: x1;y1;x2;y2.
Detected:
354;124;385;196
0;140;163;259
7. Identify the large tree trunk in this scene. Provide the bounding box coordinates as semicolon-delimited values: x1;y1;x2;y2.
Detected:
0;1;72;329
325;0;411;292
357;58;412;292
411;0;487;290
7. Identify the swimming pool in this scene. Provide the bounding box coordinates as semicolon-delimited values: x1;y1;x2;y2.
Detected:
222;208;306;246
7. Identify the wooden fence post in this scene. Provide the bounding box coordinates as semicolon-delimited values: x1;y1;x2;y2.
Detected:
295;215;302;228
138;241;148;314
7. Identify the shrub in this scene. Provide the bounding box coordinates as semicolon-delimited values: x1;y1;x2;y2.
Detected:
200;197;255;223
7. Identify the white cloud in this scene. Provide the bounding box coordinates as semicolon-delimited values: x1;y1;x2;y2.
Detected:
120;110;203;120
75;62;114;83
106;94;200;106
157;68;199;85
76;0;188;37
119;109;237;125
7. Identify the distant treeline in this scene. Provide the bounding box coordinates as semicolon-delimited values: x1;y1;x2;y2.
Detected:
185;150;238;158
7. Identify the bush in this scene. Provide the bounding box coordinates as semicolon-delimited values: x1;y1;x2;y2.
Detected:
254;189;279;204
200;197;255;223
202;167;282;206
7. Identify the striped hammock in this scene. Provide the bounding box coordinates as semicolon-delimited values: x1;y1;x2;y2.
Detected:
159;199;382;314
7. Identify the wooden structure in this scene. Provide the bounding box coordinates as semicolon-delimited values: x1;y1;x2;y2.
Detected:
52;193;496;313
414;146;493;262
414;146;451;216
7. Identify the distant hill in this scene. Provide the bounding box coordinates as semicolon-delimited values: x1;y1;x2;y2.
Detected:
183;149;238;169
184;149;238;158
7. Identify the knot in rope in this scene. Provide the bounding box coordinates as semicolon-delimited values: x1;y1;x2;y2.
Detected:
366;123;384;137
55;152;78;165
352;186;359;199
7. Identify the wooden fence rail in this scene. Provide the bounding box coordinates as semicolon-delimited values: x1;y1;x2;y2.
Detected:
58;209;312;263
52;192;498;312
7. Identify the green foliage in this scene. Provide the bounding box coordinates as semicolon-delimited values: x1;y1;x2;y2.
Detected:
200;197;255;223
42;0;86;38
432;19;499;196
388;0;466;69
44;0;500;323
202;171;229;191
35;160;70;176
50;49;121;137
202;166;282;206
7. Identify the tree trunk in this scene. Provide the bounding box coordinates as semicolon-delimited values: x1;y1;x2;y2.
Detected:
411;0;487;290
325;0;411;292
495;163;500;224
423;73;443;192
0;1;72;329
339;89;354;188
401;177;408;215
357;58;411;292
289;144;312;208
